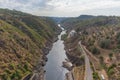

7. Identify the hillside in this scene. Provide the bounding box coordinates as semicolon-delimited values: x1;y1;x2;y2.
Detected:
62;15;120;80
61;15;119;30
0;9;60;80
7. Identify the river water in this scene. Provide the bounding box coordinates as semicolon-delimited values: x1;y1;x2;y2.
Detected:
45;27;68;80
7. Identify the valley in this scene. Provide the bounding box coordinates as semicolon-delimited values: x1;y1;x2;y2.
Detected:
0;8;120;80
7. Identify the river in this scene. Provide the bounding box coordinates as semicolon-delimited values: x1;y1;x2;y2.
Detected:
45;26;68;80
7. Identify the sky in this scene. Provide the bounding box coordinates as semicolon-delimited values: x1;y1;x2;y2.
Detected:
0;0;120;17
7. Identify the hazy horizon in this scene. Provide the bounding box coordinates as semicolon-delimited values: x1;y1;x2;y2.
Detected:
0;0;120;17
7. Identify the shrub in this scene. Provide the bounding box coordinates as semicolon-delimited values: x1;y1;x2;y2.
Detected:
116;32;120;44
107;69;114;76
9;63;15;70
5;69;11;74
93;72;100;79
117;36;120;44
116;32;120;39
107;64;116;76
99;56;104;63
91;46;100;55
100;39;111;49
11;70;22;79
109;53;113;60
61;34;67;40
117;44;120;49
2;73;11;80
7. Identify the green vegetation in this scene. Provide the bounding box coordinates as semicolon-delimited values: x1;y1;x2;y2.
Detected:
90;46;100;55
109;53;113;60
100;39;111;49
93;72;100;80
62;15;120;79
61;34;67;40
107;64;116;77
0;9;60;80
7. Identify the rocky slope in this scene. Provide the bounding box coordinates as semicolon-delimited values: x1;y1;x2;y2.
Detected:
61;31;85;80
0;8;60;80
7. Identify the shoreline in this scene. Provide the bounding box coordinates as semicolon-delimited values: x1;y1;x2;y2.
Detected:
31;35;60;80
62;59;74;80
23;29;61;80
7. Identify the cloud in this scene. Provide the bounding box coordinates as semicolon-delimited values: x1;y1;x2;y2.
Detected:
0;0;120;17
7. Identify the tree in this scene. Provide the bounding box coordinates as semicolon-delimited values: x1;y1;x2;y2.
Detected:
99;56;104;63
91;46;100;54
116;32;120;39
100;39;111;49
109;53;113;60
117;36;120;44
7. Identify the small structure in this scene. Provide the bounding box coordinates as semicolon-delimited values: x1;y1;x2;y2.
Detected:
101;74;105;80
58;24;61;27
68;30;77;38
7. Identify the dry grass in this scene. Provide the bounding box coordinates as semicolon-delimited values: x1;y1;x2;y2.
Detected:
72;65;85;80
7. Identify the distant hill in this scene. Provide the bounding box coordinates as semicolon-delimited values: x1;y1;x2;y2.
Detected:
61;15;120;31
78;15;96;20
52;17;69;23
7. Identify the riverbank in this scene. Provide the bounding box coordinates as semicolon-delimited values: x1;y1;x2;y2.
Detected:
63;32;85;80
62;60;74;80
23;28;62;80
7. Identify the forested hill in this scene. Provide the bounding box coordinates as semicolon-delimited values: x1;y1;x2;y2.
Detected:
61;15;120;31
61;15;120;80
0;8;60;80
